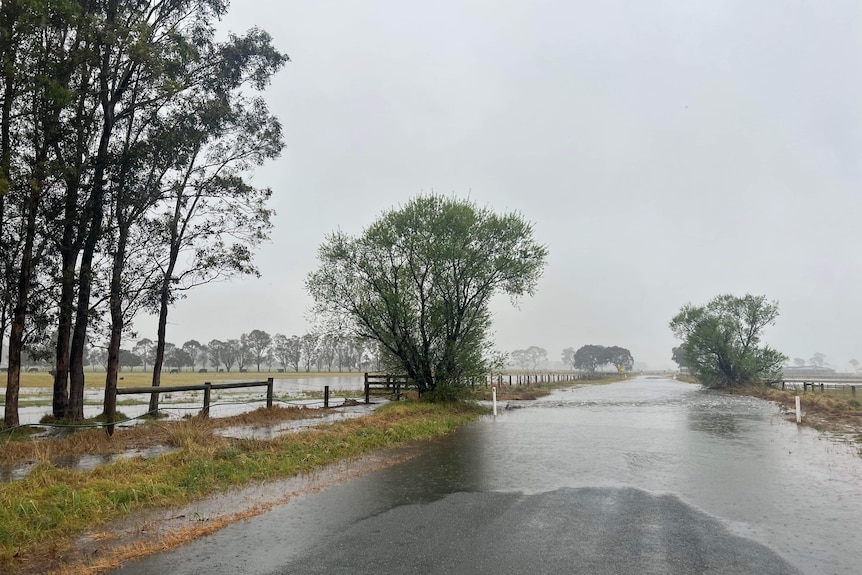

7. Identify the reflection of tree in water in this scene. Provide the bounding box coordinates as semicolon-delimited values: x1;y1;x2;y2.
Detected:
369;427;487;506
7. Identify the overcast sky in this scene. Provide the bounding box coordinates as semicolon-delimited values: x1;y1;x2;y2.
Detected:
137;0;862;370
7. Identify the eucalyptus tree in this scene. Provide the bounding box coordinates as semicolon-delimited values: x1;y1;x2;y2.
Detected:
300;333;318;372
145;28;286;411
511;346;547;370
182;339;205;371
234;336;249;371
1;0;76;425
307;195;548;398
222;339;240;372
245;329;271;372
58;0;241;421
133;338;154;371
270;333;291;372
207;339;225;371
286;335;302;372
315;334;335;371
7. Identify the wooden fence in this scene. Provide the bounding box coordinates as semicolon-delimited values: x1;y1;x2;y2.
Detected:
105;378;274;435
777;379;860;395
364;373;414;403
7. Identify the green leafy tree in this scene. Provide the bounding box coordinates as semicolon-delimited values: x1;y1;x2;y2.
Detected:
307;195;548;399
605;346;634;372
669;294;787;388
573;345;605;372
118;349;142;372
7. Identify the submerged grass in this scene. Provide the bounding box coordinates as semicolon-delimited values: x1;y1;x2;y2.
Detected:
0;401;486;571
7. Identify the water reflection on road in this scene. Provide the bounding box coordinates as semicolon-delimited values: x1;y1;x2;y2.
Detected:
112;377;862;575
438;377;861;573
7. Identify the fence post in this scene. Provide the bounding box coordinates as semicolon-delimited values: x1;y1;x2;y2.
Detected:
364;372;370;404
202;382;212;417
853;386;857;397
324;385;330;408
266;377;274;409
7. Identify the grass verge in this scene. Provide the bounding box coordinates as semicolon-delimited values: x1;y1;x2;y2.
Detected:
0;400;486;572
741;386;862;435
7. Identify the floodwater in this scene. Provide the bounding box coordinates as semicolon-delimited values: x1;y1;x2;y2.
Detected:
110;376;862;575
11;375;365;425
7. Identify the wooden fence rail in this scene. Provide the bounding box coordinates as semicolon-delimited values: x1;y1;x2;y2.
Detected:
777;380;858;395
105;378;274;435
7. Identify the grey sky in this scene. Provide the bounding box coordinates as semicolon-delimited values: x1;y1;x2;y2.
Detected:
137;0;862;370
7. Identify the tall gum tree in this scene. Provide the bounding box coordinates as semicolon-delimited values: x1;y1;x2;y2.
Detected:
145;28;285;413
2;0;73;426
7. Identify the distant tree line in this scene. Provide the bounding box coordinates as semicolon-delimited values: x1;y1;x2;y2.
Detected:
75;330;382;374
506;345;634;373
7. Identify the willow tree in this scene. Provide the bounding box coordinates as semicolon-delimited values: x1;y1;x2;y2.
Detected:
307;195;548;399
670;293;786;388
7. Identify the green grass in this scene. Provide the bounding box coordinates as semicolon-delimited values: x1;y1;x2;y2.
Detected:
0;400;486;569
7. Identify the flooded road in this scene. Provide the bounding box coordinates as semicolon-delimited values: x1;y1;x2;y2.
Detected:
110;377;862;575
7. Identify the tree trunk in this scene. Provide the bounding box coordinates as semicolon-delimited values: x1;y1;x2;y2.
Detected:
149;243;179;413
52;240;76;418
4;167;40;427
104;223;127;421
68;123;110;420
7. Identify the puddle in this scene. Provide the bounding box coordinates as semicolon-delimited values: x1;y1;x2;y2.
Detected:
0;445;179;483
218;401;382;440
1;402;384;482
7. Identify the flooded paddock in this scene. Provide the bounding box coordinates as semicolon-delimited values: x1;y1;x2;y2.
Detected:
11;375;366;426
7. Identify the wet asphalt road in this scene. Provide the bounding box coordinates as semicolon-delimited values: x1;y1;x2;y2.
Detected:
266;488;802;575
110;377;861;575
